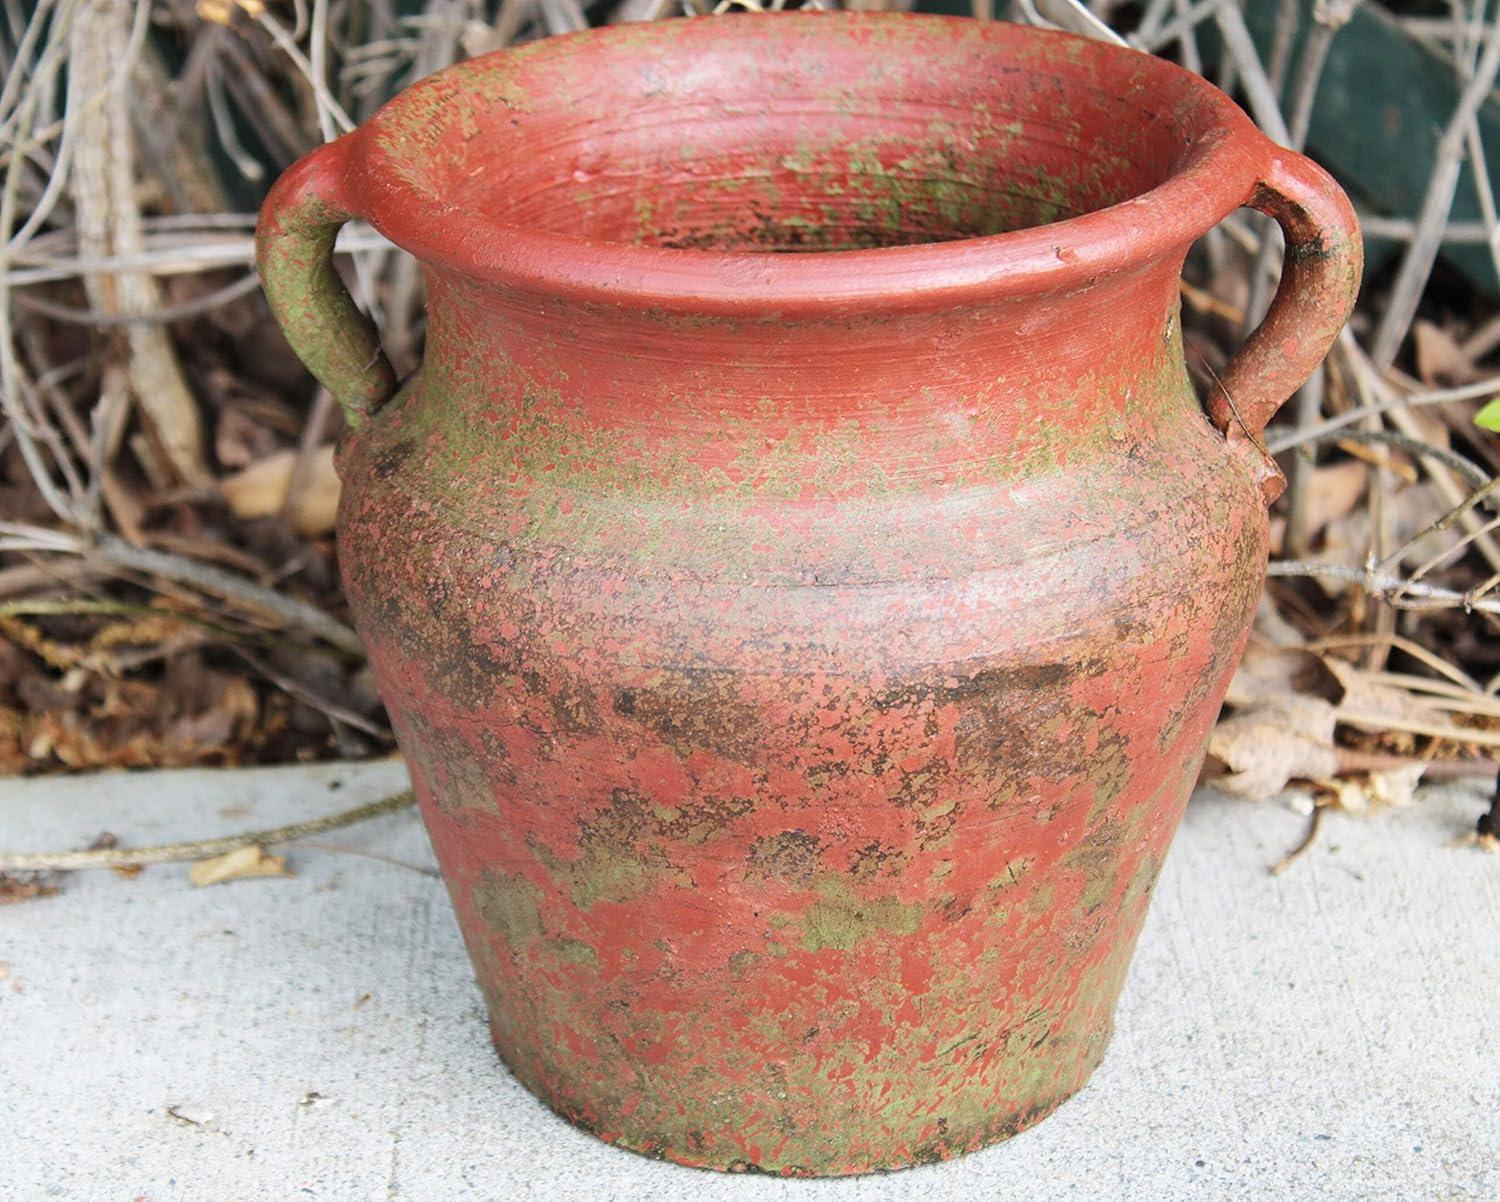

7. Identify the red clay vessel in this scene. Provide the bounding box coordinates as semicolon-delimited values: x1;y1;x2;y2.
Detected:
258;13;1360;1175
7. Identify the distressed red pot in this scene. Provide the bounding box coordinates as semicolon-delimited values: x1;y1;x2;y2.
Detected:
258;12;1359;1176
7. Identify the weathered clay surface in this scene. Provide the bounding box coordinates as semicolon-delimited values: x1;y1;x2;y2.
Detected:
258;13;1360;1177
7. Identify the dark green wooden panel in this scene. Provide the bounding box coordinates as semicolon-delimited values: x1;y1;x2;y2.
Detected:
1243;0;1500;293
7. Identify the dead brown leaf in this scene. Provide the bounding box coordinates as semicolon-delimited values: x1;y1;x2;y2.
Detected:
85;831;146;878
0;615;85;670
214;406;282;470
1205;696;1342;799
1322;656;1448;730
188;844;289;886
1317;481;1454;577
1313;762;1428;814
195;0;264;25
1414;319;1480;386
221;445;340;537
162;671;258;759
1269;460;1369;556
1225;643;1338;707
87;611;192;656
0;704;28;774
0;873;60;905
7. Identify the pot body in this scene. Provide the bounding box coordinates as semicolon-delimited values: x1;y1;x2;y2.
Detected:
339;291;1263;1174
259;13;1360;1177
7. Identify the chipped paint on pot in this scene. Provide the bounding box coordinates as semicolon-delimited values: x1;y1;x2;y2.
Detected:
257;13;1360;1176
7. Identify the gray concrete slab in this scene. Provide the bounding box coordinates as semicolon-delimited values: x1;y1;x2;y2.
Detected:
1;762;1496;1201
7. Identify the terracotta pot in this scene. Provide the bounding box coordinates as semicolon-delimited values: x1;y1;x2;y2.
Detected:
258;12;1359;1176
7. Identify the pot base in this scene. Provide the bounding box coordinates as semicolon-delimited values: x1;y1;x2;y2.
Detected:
489;1018;1109;1177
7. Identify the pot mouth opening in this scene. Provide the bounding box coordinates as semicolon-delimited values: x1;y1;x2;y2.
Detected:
562;144;1099;256
351;12;1267;310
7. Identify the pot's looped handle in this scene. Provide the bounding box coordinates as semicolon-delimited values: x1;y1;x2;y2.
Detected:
1206;148;1362;504
256;135;396;429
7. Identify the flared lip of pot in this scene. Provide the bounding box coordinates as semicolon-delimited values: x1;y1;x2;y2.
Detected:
342;12;1273;317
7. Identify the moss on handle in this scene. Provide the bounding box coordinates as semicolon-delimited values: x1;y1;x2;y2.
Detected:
255;135;396;429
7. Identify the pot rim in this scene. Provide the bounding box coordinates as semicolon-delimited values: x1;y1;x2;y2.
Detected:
343;11;1274;315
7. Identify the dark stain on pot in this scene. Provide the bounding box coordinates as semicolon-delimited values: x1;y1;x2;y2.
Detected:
1082;725;1135;822
576;787;756;858
874;662;1097;800
909;1117;954;1166
365;559;527;713
402;714;512;815
872;663;1072;712
747;829;823;886
915;797;962;850
1065;817;1129;914
525;670;602;735
1158;512;1263;751
371;438;415;481
957;696;1073;797
473;868;544;948
725;1159;778;1176
941;891;974;923
848;840;908;880
890;758;948;810
404;604;519;712
612;668;763;762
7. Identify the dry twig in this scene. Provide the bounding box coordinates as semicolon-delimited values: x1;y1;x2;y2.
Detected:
68;0;210;486
0;790;415;872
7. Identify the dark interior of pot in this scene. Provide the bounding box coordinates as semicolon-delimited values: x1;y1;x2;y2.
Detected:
370;14;1213;253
